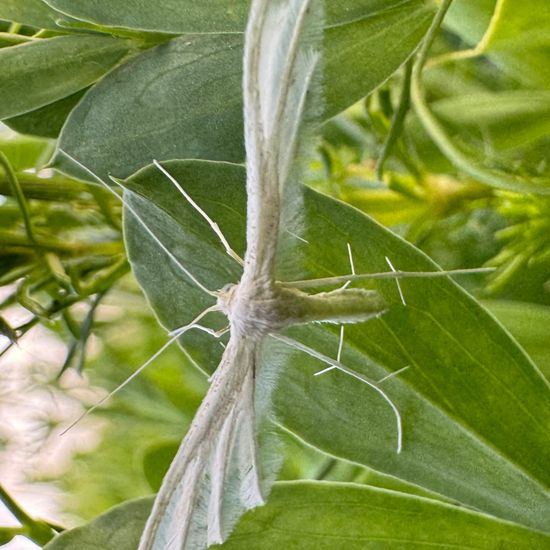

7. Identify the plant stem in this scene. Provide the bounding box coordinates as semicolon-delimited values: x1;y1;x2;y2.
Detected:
0;484;55;545
0;172;104;201
410;0;550;195
0;229;123;256
376;58;413;181
0;152;36;245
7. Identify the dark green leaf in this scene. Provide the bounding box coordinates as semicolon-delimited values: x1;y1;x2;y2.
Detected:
54;1;435;179
142;440;179;492
4;89;87;138
0;35;134;120
42;0;249;34
41;0;431;34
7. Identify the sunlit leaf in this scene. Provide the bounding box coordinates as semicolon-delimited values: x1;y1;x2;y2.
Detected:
446;0;550;89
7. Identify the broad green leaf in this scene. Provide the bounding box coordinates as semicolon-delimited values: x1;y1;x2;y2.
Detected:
0;0;69;30
43;483;550;549
224;483;550;548
53;1;435;179
0;35;134;120
122;160;550;532
42;0;250;34
4;89;87;138
41;0;432;34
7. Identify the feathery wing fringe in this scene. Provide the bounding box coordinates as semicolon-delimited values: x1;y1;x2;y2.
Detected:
242;0;323;284
138;337;263;550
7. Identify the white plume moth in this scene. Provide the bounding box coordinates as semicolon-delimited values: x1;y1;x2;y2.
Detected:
58;0;494;547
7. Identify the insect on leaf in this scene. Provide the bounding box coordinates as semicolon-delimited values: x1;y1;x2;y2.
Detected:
135;1;372;548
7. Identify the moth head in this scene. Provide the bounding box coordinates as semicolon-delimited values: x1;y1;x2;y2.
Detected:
215;283;238;316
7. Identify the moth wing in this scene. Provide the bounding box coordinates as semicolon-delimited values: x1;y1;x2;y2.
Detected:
242;0;323;284
138;337;263;550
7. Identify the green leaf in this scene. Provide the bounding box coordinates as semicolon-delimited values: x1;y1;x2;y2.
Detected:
122;160;550;533
484;300;550;381
0;0;69;31
481;0;550;89
431;91;550;152
0;35;133;120
142;440;179;492
445;0;550;89
43;483;550;549
0;131;54;170
54;1;435;179
4;89;87;138
42;0;250;34
41;0;432;34
43;496;153;550
224;483;550;549
444;0;496;45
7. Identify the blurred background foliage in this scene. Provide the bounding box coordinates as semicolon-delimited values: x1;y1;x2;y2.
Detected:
0;0;549;546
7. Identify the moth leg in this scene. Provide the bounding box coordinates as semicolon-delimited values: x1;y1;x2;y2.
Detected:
313;325;344;377
340;243;356;290
61;305;220;435
385;256;406;305
273;334;404;454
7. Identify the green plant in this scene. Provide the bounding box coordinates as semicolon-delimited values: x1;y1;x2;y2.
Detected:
0;0;549;548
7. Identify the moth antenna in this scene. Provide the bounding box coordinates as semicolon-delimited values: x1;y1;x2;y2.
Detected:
168;322;228;339
385;256;406;306
153;160;244;266
285;267;496;290
273;334;403;454
314;325;344;376
56;150;216;297
341;243;356;290
59;305;219;436
377;365;410;384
